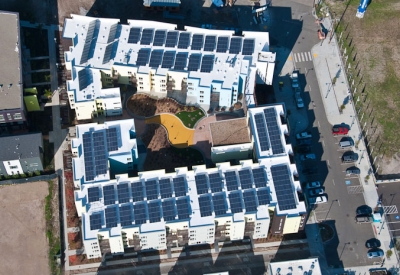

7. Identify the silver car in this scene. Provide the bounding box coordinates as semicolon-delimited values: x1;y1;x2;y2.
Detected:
367;249;384;258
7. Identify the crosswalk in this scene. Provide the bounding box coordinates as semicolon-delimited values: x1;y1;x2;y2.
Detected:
347;185;364;194
292;52;313;63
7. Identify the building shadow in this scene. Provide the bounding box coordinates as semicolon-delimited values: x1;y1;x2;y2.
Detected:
168;244;213;275
319;220;344;269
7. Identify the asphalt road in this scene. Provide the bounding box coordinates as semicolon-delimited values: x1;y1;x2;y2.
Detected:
269;0;376;268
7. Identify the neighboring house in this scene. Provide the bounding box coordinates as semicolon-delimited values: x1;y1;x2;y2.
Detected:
62;15;276;116
268;258;322;275
209;117;253;163
0;133;44;177
0;11;26;132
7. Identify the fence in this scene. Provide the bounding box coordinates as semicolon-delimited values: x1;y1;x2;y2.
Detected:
0;173;58;185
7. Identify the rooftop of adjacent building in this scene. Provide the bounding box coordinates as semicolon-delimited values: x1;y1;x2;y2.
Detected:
210;117;250;146
0;11;23;111
268;258;322;275
0;132;43;161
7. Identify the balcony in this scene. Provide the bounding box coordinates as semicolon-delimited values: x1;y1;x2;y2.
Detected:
99;238;111;254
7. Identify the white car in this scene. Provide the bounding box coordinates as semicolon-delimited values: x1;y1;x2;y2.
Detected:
296;131;312;140
309;195;328;205
295;92;304;108
306;181;321;189
309;188;324;196
291;71;299;88
300;153;316;161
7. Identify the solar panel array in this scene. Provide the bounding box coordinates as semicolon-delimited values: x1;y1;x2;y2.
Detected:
165;31;178;47
134;203;147;225
149;50;163;68
229;192;243;214
162;199;176;221
102;42;114;64
252;168;267;188
264;108;285;155
173;177;187;197
199;195;213;217
105;207;118;228
257;188;270;205
204;35;216;52
78;69;88;91
216;37;229;53
174;52;187;70
117;183;130;203
128;28;141;44
188;54;201;71
119;204;132;226
88;187;100;202
176;198;190;219
83;133;95;181
136;48;151;66
80;20;96;64
93;132;108;175
148;201;161;223
140;29;154;45
103;185;116;205
212;193;227;215
271;165;297;210
106;128;118;152
90;213;102;230
254;113;270;151
146;179;159;200
131;181;144;202
209;172;223;193
159;178;173;199
238;169;253;190
229;37;242;54
153;30;166;46
200;55;214;73
224;171;239;191
178;32;191;49
162;51;175;68
191;34;204;50
243;191;257;212
242;38;255;55
195;174;209;194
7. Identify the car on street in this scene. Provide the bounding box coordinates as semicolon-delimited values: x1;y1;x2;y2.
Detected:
296;131;312;140
367;249;384;258
309;188;324;196
356;205;372;215
355;214;373;224
291;71;299;88
302;168;318;175
308;195;328;204
346;166;361;175
342;151;358;163
306;181;321;189
332;125;349;136
339;137;354;149
366;238;381;249
297;138;312;146
295;92;304;108
300;153;316;161
298;146;312;154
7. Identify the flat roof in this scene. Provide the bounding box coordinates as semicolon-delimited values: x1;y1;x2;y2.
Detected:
269;258;322;275
0;133;42;161
0;11;23;111
210;118;250;146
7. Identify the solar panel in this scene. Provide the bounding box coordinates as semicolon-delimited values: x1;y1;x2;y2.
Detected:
191;34;204;50
257;188;270;205
131;181;144;202
200;55;214;73
149;50;163;68
105;207;118;228
229;192;243;214
264;108;285;155
178;32;191;49
117;183;130;203
209;172;223;193
252;168;267;188
83;133;94;181
119;204;133;226
162;51;175;69
224;171;239;191
103;42;114;64
188;54;201;71
204;36;216;52
140;29;154;45
107;23;118;43
93;132;108;175
103;185;116;205
216;37;229;53
88;187;100;202
195;174;209;194
165;31;178;48
128;28;141;44
159;178;173;199
133;203;147;225
80;20;96;64
153;30;166;46
162;200;176;221
254;113;270;151
145;180;159;200
174;52;187;70
229;37;242;54
238;169;253;190
136;48;151;66
242;39;255;55
173;177;187;197
106;128;118;152
212;193;227;216
176;197;190;219
78;69;89;91
90;213;102;230
271;165;297;211
148;201;161;223
243;191;257;212
198;195;213;217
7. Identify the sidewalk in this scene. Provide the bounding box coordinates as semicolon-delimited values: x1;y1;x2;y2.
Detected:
311;15;399;272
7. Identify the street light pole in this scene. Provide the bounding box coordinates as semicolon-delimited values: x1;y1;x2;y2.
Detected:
325;82;332;98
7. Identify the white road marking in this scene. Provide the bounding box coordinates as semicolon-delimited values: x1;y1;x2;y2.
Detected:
337;199;341;207
301;52;305;61
322;140;325;147
332;179;335;186
308;52;312;60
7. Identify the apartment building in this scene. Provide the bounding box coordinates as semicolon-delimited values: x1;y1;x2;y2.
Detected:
62;14;276;116
0;11;26;131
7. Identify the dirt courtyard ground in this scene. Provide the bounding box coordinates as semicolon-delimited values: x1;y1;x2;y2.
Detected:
0;182;50;275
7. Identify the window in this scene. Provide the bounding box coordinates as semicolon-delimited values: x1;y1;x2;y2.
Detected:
161;80;166;83
10;165;18;169
139;82;143;85
200;91;204;94
213;87;216;91
0;115;4;122
139;77;143;80
188;82;193;86
140;87;143;90
200;100;203;103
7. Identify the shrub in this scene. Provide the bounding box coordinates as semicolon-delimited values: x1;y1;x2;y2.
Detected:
34;170;41;176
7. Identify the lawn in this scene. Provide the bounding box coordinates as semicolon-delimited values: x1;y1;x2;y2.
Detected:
175;109;205;128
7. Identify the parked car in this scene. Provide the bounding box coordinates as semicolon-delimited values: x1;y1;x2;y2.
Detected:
306;181;321;189
300;153;316;161
356;205;372;215
366;238;381;249
332;125;349;136
346;166;361;175
296;131;312;140
308;195;328;205
339;137;354;149
298;146;312;154
309;188;324;196
355;214;373;224
295;92;304;108
342;151;358;163
297;138;312;146
302;168;318;175
291;71;299;88
367;249;384;258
